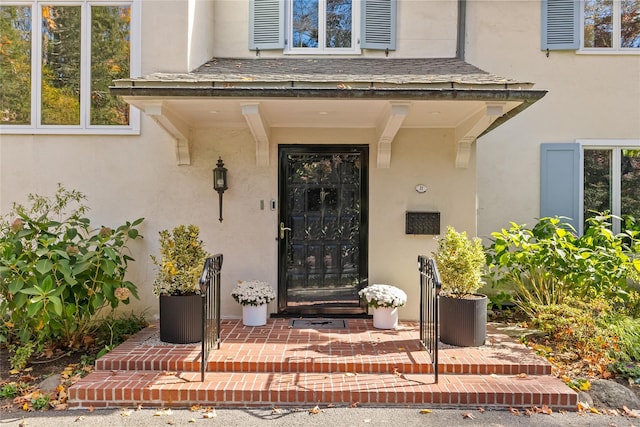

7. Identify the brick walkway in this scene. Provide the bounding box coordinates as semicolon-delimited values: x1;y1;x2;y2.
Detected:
68;319;577;410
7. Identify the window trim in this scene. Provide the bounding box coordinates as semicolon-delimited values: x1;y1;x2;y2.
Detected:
579;139;640;233
579;0;640;53
285;0;361;54
0;0;141;135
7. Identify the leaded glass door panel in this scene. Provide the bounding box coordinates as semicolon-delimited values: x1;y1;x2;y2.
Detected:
278;145;368;315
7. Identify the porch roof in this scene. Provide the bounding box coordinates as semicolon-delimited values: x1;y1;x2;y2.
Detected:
111;58;547;167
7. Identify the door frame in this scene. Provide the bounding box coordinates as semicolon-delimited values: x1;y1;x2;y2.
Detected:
277;144;369;316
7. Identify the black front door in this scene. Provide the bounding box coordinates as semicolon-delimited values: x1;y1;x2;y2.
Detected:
278;145;368;315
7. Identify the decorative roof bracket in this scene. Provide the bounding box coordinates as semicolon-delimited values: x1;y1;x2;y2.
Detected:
241;103;270;167
376;102;410;168
454;101;506;168
142;101;191;165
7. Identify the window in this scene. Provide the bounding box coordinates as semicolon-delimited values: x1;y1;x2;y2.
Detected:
0;1;140;134
540;141;640;234
542;0;639;52
249;0;395;53
583;145;640;231
583;0;640;49
288;0;357;53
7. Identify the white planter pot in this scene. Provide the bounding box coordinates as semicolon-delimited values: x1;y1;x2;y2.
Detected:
242;304;267;326
373;306;399;329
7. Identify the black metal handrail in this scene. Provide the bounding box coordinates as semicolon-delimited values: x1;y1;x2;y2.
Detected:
418;255;441;383
199;254;223;382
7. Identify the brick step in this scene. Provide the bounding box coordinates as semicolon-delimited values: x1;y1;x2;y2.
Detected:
95;323;551;376
68;370;577;410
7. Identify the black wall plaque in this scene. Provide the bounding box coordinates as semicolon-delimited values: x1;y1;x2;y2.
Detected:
405;211;440;235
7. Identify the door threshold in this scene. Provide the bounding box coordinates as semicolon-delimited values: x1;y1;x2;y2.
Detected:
271;312;372;319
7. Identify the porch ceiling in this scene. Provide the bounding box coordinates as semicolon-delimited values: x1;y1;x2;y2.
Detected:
111;58;547;167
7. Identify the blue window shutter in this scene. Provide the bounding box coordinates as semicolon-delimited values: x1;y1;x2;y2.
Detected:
541;0;579;50
249;0;284;50
361;0;396;50
540;143;581;232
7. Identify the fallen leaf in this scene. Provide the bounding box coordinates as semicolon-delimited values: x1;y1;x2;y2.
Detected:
349;402;359;408
516;373;528;378
88;405;94;413
189;418;196;423
462;412;475;419
9;369;20;375
136;403;143;411
419;409;432;414
189;404;201;412
540;404;553;415
18;420;28;427
203;409;217;418
74;415;85;422
477;407;485;413
167;420;176;425
309;405;321;414
344;372;357;377
509;407;521;416
121;409;132;417
577;401;591;412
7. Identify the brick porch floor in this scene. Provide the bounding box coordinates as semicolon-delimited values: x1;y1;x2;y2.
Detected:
68;319;577;410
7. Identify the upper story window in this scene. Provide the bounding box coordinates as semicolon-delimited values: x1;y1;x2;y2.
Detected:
583;0;640;49
288;0;358;53
0;1;140;134
249;0;395;54
542;0;639;53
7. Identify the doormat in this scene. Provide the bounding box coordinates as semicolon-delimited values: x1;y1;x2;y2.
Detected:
289;319;347;329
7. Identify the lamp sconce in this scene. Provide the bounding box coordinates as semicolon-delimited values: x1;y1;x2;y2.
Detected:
213;157;228;222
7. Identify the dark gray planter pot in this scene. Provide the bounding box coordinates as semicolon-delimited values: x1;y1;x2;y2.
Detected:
439;294;487;347
159;294;202;344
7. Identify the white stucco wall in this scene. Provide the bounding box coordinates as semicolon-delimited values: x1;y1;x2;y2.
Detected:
212;0;458;58
142;0;215;73
466;1;640;239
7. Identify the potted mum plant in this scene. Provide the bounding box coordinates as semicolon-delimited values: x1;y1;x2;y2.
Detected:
231;280;276;326
433;226;487;346
358;284;407;329
152;224;210;343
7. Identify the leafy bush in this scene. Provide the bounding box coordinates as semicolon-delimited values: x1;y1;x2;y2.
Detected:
434;226;486;298
608;361;640;380
486;215;640;315
0;185;143;368
151;225;209;296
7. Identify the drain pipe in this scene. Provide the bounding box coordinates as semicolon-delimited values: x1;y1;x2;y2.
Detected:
457;0;466;60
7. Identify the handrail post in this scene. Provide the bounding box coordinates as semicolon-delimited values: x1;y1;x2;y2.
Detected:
418;255;441;383
199;254;223;382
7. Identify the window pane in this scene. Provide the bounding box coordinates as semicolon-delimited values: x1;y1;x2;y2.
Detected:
621;0;640;48
292;0;319;48
621;149;640;219
0;6;32;124
41;6;81;125
326;0;351;48
584;149;612;221
91;6;130;126
584;0;613;48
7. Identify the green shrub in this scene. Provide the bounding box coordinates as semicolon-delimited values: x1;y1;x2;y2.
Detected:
608;361;640;379
0;184;143;368
486;215;640;314
434;226;486;298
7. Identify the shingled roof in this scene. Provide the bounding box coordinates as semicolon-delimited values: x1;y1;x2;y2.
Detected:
112;57;536;90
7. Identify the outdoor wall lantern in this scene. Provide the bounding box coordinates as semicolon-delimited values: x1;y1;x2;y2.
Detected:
213;157;228;222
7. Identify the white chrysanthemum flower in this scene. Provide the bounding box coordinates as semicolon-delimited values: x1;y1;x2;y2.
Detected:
231;280;276;306
358;284;407;308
